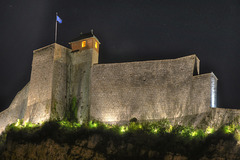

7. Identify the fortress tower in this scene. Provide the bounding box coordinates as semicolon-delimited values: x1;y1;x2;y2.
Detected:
22;31;100;124
24;43;71;123
68;31;100;123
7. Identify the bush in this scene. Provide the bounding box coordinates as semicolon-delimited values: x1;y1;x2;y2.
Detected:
1;119;240;159
129;117;138;123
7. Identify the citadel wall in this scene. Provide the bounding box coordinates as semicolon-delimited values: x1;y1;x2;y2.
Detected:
0;33;230;135
90;55;217;123
67;34;100;123
67;48;98;123
51;44;71;120
0;84;29;133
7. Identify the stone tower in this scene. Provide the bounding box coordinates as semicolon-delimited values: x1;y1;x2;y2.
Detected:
68;31;100;123
24;43;71;123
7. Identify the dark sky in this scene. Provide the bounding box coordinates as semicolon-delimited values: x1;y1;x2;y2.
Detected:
0;0;240;111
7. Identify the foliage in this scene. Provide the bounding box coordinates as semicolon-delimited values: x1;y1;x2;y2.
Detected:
65;97;78;122
205;126;215;135
0;119;240;159
58;120;81;131
2;119;240;141
129;117;138;123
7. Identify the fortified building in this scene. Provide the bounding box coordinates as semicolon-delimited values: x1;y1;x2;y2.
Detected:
1;31;238;134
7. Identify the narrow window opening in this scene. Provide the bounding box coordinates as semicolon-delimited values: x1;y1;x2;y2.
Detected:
82;41;86;48
95;42;98;49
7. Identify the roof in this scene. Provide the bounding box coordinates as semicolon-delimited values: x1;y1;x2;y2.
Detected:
69;31;100;44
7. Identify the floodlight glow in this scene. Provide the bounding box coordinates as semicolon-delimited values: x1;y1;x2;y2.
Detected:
120;126;128;133
191;131;198;137
103;114;118;123
210;74;217;108
205;126;214;134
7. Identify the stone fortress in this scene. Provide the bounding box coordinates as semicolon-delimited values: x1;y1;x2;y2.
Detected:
0;31;240;134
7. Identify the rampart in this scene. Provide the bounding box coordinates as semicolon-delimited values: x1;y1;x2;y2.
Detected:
1;32;240;135
0;83;29;133
67;48;98;123
90;55;217;123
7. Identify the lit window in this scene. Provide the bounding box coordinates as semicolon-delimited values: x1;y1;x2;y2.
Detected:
82;41;86;47
95;42;98;49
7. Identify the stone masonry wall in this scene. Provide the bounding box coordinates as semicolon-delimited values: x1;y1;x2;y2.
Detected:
24;44;70;123
0;44;71;134
90;55;217;123
67;48;98;123
51;44;71;120
0;44;223;134
0;83;29;133
24;44;55;123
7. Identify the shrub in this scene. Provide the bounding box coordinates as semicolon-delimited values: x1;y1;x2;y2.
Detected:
129;117;138;123
1;118;240;159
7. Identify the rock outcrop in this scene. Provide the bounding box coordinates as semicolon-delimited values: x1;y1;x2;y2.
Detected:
1;133;240;160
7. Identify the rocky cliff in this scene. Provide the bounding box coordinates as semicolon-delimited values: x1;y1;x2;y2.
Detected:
1;134;240;160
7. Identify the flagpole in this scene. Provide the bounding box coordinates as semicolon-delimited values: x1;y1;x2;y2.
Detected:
55;12;58;43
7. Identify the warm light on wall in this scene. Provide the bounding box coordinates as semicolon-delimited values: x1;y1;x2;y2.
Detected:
103;114;118;122
82;41;86;47
95;42;98;49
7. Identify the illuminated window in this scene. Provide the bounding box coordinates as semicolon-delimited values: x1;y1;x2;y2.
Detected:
95;42;98;49
82;41;86;47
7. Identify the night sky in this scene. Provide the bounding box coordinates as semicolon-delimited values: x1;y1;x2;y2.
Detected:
0;0;240;111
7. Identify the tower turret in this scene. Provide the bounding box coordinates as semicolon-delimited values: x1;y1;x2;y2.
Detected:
69;30;100;54
67;31;100;123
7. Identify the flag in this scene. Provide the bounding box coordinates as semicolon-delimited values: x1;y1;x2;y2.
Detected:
56;15;62;24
